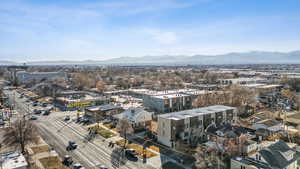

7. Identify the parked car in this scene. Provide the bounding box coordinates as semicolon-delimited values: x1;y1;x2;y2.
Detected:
66;141;78;151
125;148;138;159
32;103;38;107
80;118;90;125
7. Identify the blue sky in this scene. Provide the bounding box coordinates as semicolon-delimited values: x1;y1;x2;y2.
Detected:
0;0;300;61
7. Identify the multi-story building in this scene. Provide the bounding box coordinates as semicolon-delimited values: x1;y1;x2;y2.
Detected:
157;105;238;147
143;93;192;114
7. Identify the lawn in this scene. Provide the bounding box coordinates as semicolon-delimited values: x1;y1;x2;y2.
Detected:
39;156;68;169
31;145;50;154
103;123;118;132
116;139;157;158
88;125;116;138
96;127;116;138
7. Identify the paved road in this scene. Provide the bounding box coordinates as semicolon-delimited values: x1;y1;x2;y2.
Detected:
4;89;158;169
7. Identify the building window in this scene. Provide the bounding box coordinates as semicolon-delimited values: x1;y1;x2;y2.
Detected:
186;123;189;129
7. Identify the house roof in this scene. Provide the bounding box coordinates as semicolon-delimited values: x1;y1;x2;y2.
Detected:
114;107;153;123
232;157;273;169
206;123;255;138
86;104;122;112
256;119;281;127
259;140;300;169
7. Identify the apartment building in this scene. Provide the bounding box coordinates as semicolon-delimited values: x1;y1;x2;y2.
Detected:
157;105;238;147
143;93;192;114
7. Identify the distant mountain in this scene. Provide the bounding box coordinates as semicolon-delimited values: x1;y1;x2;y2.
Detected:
0;60;18;65
102;50;300;65
1;50;300;66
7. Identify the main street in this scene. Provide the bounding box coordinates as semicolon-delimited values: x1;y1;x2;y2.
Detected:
4;89;158;169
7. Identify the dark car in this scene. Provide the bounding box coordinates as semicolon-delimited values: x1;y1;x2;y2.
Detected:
34;109;42;114
66;141;78;151
29;116;38;120
64;115;71;121
80;118;90;125
125;149;138;159
62;155;73;166
42;110;51;116
32;103;38;107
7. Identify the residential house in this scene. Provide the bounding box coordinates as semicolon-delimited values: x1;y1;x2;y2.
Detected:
233;140;300;169
113;107;153;130
252;119;283;138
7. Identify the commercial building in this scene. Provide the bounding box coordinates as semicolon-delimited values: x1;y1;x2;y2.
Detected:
15;71;67;84
84;104;123;122
157;105;238;147
55;91;110;111
219;78;268;85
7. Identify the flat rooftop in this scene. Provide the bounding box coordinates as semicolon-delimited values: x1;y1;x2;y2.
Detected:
2;152;28;169
153;93;190;99
158;105;235;120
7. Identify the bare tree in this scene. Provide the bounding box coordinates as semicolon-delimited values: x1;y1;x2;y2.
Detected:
116;119;134;149
2;117;39;153
96;80;106;92
193;85;257;114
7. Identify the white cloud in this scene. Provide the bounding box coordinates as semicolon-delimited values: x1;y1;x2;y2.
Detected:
144;29;179;45
83;0;198;15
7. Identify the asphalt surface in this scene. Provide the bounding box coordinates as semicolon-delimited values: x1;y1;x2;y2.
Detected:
3;89;158;169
